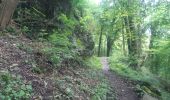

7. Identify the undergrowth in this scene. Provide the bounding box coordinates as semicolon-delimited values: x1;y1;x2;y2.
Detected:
84;56;102;69
109;51;170;100
83;57;114;100
0;71;32;100
52;67;110;100
1;30;110;100
80;69;110;100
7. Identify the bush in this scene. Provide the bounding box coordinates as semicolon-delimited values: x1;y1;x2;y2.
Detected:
84;56;102;69
149;40;170;82
0;72;32;100
109;50;170;99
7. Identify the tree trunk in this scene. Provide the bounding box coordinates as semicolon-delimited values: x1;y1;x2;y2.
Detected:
122;18;126;56
98;26;103;57
148;24;159;73
149;25;156;49
124;16;138;68
0;0;18;30
107;36;111;57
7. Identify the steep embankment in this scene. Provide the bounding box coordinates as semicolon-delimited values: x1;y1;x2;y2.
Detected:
0;34;108;100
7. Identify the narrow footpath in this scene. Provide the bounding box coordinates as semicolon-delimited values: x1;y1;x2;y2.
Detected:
101;57;140;100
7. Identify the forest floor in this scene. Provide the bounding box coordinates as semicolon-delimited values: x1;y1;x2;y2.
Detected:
101;57;140;100
0;33;160;100
0;33;109;99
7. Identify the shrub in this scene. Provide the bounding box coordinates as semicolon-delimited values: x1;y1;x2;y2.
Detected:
84;56;102;69
109;50;170;99
0;72;32;100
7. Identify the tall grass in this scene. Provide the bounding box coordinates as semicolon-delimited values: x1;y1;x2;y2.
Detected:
84;56;102;69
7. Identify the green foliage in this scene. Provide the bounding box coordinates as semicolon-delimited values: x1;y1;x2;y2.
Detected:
55;79;75;99
109;51;143;81
72;0;87;9
84;56;102;69
42;16;94;67
5;27;16;33
53;67;110;100
42;31;78;67
109;51;170;99
9;0;170;99
21;26;29;34
31;67;42;74
79;82;93;94
49;33;70;47
5;26;19;35
58;13;76;31
149;40;170;81
31;63;44;74
43;46;71;67
0;72;32;100
16;43;33;54
41;26;94;68
91;82;108;100
80;69;110;100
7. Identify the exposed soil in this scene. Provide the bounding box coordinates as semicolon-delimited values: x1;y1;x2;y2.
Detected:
101;57;140;100
0;34;106;100
0;34;56;99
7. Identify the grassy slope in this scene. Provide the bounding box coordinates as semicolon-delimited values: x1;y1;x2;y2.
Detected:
109;52;170;100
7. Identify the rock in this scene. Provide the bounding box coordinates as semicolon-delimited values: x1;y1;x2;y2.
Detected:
10;63;18;68
74;25;95;57
142;94;158;100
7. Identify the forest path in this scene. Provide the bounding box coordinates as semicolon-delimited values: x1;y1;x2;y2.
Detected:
100;57;140;100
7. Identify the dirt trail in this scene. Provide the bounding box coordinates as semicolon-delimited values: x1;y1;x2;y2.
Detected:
101;57;140;100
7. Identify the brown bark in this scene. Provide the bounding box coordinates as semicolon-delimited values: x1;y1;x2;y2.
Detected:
0;0;18;30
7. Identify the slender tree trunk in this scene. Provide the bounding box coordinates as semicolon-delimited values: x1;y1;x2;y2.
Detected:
107;36;111;57
122;32;126;55
106;30;119;57
104;39;106;56
122;18;126;56
149;25;155;49
98;26;103;57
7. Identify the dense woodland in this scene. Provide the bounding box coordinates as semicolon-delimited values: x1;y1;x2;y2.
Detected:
0;0;170;100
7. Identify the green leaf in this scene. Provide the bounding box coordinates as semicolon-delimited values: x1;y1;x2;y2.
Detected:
18;90;25;97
